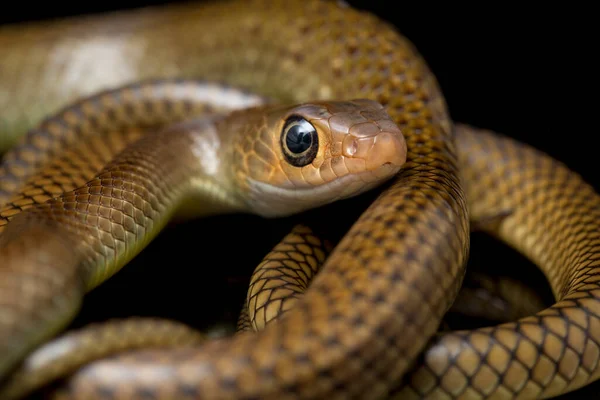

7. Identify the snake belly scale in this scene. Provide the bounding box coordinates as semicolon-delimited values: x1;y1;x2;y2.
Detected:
0;0;599;399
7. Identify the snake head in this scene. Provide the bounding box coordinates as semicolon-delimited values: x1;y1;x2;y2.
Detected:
230;99;407;217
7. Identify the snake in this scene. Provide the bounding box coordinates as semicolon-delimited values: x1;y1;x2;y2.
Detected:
0;0;599;399
0;224;546;400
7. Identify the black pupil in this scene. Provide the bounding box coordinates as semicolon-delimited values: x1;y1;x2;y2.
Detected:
285;121;313;154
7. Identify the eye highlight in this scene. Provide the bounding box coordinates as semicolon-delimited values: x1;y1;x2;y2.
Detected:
280;115;319;167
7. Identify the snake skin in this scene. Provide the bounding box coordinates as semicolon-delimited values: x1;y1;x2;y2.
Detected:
0;0;598;399
245;224;334;331
392;125;600;399
0;81;264;399
0;78;407;400
39;121;600;399
0;318;205;400
0;221;543;398
243;221;546;333
238;123;600;398
0;80;267;206
0;81;267;381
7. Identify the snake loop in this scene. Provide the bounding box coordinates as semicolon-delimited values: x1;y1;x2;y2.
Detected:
0;1;598;399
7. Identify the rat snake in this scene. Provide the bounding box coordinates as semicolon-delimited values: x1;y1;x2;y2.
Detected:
0;0;599;399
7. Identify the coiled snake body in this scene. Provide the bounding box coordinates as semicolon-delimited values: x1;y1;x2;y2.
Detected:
0;1;599;399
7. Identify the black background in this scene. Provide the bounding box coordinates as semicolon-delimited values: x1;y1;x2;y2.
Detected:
1;2;598;398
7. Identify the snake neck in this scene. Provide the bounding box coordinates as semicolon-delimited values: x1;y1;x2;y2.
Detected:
159;117;251;221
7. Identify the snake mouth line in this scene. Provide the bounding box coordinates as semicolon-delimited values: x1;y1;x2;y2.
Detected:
246;163;402;217
261;162;401;194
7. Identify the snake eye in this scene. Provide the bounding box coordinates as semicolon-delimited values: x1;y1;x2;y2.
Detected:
281;115;319;167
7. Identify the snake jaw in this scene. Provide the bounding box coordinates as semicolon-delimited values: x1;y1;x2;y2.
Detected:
244;165;401;218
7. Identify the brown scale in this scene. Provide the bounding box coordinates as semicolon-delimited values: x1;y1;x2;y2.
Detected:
0;214;554;399
238;224;547;334
0;80;264;205
0;77;407;400
231;123;600;399
0;129;146;224
0;0;598;399
0;318;205;400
